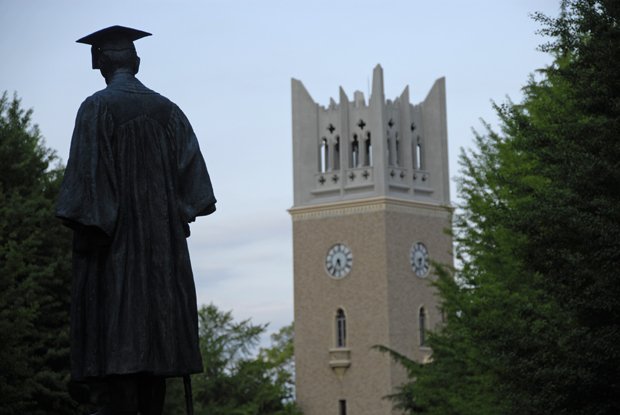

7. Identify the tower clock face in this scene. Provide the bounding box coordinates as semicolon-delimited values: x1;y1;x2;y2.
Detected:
325;244;353;279
410;242;430;277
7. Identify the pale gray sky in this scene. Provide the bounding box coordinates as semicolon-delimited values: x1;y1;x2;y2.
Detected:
1;0;559;337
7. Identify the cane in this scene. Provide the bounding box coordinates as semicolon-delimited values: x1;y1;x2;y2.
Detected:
183;375;194;415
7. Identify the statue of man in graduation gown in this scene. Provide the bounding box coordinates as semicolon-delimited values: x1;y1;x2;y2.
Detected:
56;26;216;415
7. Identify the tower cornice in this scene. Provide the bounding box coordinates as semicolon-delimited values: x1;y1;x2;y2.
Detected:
289;196;453;221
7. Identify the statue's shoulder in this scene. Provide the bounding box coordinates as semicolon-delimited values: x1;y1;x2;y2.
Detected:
75;91;105;117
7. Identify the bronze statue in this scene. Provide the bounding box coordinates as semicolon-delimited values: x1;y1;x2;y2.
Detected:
56;25;216;415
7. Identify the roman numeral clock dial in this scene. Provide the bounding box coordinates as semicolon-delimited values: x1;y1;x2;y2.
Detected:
325;243;353;279
410;242;430;277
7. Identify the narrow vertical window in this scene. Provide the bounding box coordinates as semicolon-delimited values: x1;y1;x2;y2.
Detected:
386;133;393;166
364;132;372;166
336;308;346;348
339;399;347;415
419;307;426;346
320;138;329;173
333;136;340;170
395;132;400;167
416;136;423;170
351;134;359;168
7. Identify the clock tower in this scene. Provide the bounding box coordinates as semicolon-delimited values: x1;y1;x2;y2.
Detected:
290;65;452;415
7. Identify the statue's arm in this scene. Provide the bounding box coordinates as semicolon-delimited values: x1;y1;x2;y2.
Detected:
169;105;217;227
56;96;118;239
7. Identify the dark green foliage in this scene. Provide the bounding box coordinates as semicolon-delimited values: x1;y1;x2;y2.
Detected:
0;92;79;414
164;304;301;415
377;265;511;415
381;1;620;414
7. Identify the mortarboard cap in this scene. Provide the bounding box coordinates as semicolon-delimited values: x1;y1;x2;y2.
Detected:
77;25;151;47
77;25;151;69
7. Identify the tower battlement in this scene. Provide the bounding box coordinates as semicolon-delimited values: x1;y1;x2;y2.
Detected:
292;65;450;208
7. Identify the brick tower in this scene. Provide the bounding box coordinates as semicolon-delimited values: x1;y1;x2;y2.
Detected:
290;65;452;415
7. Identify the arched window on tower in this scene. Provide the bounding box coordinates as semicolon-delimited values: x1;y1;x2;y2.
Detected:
333;136;340;170
320;137;329;173
419;307;427;346
415;135;423;170
412;137;416;169
351;134;360;168
386;132;393;166
395;132;400;167
336;308;347;348
365;132;372;166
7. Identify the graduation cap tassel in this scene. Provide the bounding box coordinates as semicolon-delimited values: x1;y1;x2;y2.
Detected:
183;375;194;415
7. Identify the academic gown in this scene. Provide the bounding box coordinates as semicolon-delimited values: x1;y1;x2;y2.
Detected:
56;72;216;381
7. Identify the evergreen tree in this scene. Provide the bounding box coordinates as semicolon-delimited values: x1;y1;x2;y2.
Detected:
0;92;79;414
382;1;620;414
164;304;301;415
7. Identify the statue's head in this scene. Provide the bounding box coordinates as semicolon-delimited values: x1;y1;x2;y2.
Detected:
77;26;151;81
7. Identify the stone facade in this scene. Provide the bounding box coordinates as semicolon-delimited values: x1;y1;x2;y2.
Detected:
290;66;452;415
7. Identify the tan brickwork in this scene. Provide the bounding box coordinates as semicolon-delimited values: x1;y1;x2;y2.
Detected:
292;199;452;415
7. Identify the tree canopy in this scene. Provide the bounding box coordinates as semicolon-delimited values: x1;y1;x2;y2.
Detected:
164;304;300;415
0;92;79;414
383;1;620;414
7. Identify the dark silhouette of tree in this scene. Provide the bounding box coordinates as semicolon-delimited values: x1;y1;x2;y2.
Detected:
0;92;80;414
